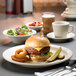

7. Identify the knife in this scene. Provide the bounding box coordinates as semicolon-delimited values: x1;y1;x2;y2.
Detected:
34;60;76;76
48;60;76;76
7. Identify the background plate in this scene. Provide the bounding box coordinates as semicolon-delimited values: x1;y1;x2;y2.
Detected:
26;22;42;31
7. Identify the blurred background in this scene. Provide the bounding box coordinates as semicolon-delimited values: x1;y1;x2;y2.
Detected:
0;0;76;44
0;0;66;14
0;0;67;44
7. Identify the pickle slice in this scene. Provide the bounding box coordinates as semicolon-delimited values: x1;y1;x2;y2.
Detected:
47;47;62;61
52;53;65;59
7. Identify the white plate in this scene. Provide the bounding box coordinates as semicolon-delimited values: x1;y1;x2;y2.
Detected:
47;32;75;42
26;22;43;31
3;44;72;68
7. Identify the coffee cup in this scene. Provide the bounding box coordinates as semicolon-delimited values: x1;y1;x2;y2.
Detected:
52;21;74;38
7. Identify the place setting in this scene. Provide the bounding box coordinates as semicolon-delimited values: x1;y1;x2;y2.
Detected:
3;26;73;68
2;11;76;76
0;1;76;76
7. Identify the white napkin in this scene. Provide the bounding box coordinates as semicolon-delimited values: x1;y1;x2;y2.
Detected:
64;72;76;76
34;69;76;76
35;70;52;76
50;70;70;76
34;67;63;76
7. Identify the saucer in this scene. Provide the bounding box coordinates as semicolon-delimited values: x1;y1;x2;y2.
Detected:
47;32;75;42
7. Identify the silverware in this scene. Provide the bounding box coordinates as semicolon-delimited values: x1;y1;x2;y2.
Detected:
61;64;76;76
35;70;53;76
34;60;76;76
48;66;72;76
46;60;76;76
34;68;62;76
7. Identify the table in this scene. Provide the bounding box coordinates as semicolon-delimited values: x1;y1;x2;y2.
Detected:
0;11;76;76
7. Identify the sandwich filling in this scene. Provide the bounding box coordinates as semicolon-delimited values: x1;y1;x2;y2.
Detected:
25;46;52;58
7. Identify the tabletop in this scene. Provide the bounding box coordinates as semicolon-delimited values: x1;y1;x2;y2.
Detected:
0;10;76;76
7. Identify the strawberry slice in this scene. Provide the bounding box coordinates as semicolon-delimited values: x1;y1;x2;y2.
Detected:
29;24;32;26
38;22;41;24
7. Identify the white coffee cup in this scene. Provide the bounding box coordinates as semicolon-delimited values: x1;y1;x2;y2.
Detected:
52;21;74;38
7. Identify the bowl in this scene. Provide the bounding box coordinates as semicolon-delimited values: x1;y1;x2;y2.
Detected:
26;22;43;31
3;29;37;43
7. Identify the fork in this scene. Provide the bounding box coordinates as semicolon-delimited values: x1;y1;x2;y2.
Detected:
46;60;76;76
61;64;76;76
34;60;76;76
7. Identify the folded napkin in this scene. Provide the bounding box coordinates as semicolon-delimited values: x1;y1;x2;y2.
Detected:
50;70;71;76
34;67;63;76
35;60;76;76
35;70;76;76
64;72;76;76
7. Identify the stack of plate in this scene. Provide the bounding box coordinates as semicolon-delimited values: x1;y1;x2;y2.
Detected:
61;8;76;19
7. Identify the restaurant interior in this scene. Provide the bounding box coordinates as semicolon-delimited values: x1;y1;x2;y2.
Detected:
0;0;76;76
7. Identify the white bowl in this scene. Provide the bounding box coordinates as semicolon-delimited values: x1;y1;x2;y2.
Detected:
26;22;43;31
3;29;37;43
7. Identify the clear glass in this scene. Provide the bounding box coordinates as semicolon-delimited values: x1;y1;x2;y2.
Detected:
42;12;55;35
